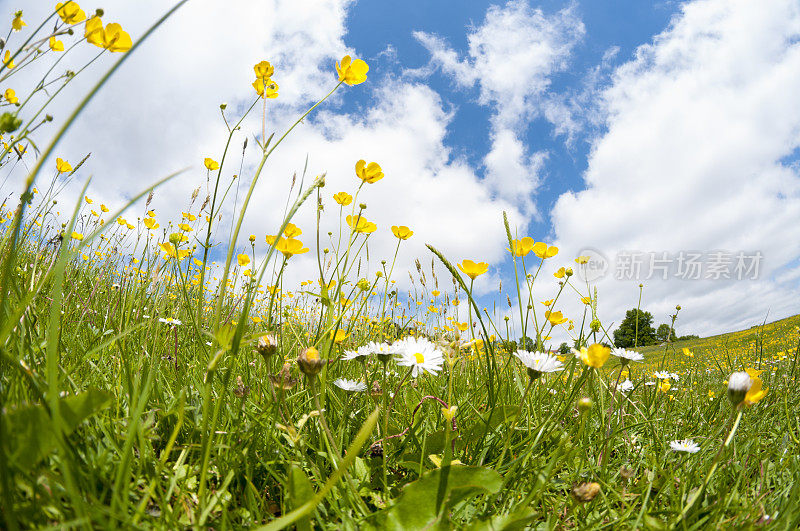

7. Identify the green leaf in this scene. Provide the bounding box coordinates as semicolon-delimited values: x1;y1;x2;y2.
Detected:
465;508;537;531
3;389;112;471
286;465;314;531
366;466;503;530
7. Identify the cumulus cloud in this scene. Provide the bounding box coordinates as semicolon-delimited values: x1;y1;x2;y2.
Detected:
413;0;585;217
551;0;800;338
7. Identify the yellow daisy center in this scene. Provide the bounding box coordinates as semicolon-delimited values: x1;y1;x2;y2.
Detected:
414;353;425;364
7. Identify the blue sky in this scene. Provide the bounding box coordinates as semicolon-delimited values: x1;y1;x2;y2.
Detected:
3;0;800;341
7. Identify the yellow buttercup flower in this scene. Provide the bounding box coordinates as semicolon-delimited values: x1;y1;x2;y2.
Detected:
253;60;274;79
391;225;413;240
71;231;84;241
329;329;349;344
575;343;610;369
346;214;377;234
336;55;368;85
575;256;590;264
283;223;302;238
85;196;93;204
100;204;109;213
178;223;193;232
56;2;87;24
682;348;694;358
204;157;219;170
355;160;383;183
253;77;279;99
333;192;352;206
545;310;567;325
85;17;132;52
533;242;558;259
581;296;591;305
658;379;671;393
143;218;159;230
49;36;65;52
237;254;250;267
269;237;309;258
3;50;15;69
12;12;26;31
4;89;19;104
508;237;534;257
554;267;566;279
457;259;488;280
744;377;767;405
745;367;764;378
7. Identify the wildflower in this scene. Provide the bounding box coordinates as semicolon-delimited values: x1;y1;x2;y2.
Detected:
572;482;601;503
545;310;568;326
4;89;18;105
727;371;751;406
658;379;671;393
12;12;25;31
611;347;643;365
85;17;132;52
256;333;278;361
3;50;15;69
333;378;367;392
441;405;457;421
143;218;159;230
514;350;563;380
49;36;65;51
333;191;352;206
56;2;87;24
158;317;182;326
619;379;635;393
346;214;377;234
297;346;325;377
391;225;413;240
336;55;369;85
669;439;700;453
457;259;488;280
254;60;274;79
355;160;383;183
507;237;534;257
532;242;558;259
329;329;348;343
573;343;610;369
275;237;309;257
682;348;694;358
554;267;566;278
395;337;444;377
71;231;84;240
204;157;219;170
581;296;591;304
744;376;767;405
653;371;673;380
253;77;278;98
270;363;299;390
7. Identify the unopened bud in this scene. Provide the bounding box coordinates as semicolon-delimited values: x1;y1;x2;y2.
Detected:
297;346;325;377
256;333;278;361
577;397;592;412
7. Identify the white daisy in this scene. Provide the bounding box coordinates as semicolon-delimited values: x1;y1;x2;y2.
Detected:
669;439;700;453
341;348;367;361
333;378;367;392
669;373;681;381
394;337;444;377
611;347;643;363
158;317;182;326
619;379;635;393
513;350;563;378
653;371;672;380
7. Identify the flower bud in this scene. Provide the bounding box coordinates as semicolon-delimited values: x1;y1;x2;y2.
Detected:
727;371;751;407
565;267;573;277
577;397;593;412
572;482;601;503
297;346;325;377
256;333;278;361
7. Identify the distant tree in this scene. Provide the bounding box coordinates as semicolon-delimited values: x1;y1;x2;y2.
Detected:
656;323;675;342
558;342;571;355
613;309;658;348
502;340;518;352
678;334;699;341
518;336;535;351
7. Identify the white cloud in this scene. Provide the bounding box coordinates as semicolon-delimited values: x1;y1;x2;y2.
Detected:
550;0;800;339
413;1;585;217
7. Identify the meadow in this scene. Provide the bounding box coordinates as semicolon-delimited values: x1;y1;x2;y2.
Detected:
1;4;800;529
